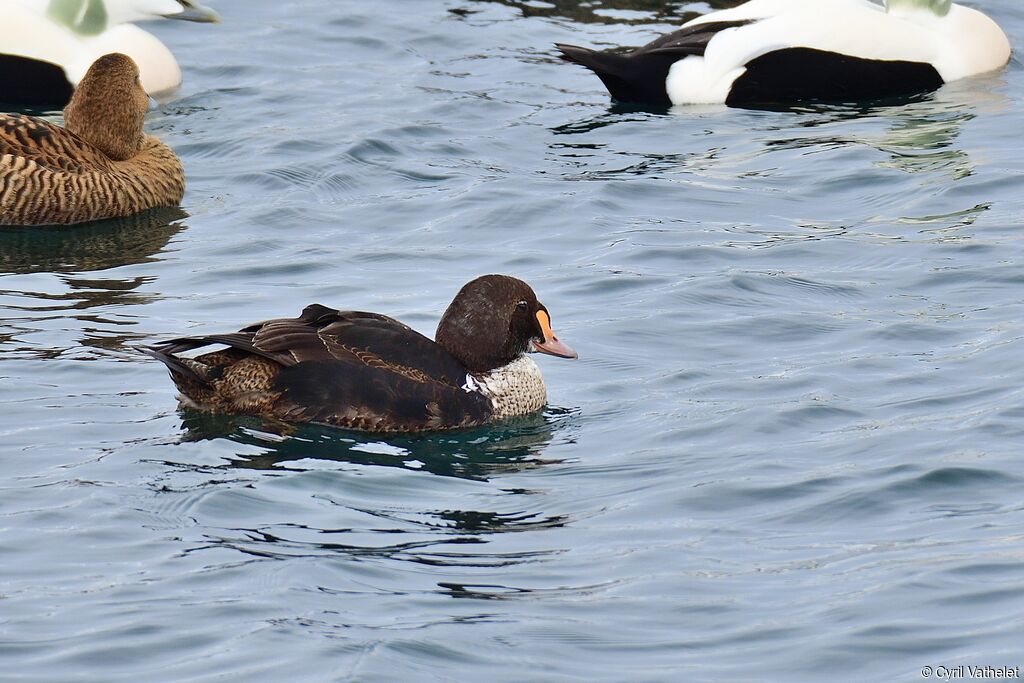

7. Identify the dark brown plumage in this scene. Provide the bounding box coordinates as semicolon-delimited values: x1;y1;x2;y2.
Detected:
0;53;184;226
145;275;578;433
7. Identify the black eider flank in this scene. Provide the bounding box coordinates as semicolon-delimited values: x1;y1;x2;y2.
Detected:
0;54;74;108
557;20;753;106
726;48;945;106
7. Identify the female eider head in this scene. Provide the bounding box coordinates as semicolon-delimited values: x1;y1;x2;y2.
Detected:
63;52;150;161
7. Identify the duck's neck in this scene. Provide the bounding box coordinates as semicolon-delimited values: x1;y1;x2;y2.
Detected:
469;355;547;420
885;0;952;17
47;0;110;35
64;106;144;160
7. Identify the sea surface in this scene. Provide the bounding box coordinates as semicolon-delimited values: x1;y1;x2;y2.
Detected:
2;1;1023;680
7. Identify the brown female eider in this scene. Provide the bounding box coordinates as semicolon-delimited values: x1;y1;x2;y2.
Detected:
0;52;184;226
144;275;578;432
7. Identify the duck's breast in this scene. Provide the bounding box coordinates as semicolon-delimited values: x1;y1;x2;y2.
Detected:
472;356;547;420
932;5;1010;81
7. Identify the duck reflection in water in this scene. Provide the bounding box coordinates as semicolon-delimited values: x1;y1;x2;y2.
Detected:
0;205;187;274
171;409;574;561
453;0;745;25
177;405;577;483
0;206;187;359
552;77;1008;185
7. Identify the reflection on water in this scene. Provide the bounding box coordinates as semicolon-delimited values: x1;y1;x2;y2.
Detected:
197;517;567;567
3;276;157;312
438;578;617;600
3;1;1023;679
170;409;575;567
0;208;188;360
765;94;987;179
460;0;744;24
551;80;1011;185
0;207;188;274
178;407;576;482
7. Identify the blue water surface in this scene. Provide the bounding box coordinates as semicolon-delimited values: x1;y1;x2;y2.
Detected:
1;1;1023;680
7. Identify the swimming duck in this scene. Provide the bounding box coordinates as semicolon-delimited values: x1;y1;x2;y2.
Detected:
2;0;219;107
144;275;578;432
0;53;185;226
556;0;1011;107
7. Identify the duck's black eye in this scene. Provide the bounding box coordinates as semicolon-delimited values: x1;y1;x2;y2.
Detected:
516;300;529;311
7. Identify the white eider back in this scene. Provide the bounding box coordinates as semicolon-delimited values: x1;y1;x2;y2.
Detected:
9;0;186;93
110;0;195;25
17;0;193;32
469;356;547;420
885;0;951;17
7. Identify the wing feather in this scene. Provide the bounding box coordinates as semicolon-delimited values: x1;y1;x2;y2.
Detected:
0;114;111;172
147;304;493;431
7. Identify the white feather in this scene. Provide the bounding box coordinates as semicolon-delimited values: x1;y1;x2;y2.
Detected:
666;0;1009;105
469;356;547;420
3;0;215;95
461;374;481;393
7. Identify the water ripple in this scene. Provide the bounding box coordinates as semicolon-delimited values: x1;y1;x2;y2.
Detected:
2;0;1024;680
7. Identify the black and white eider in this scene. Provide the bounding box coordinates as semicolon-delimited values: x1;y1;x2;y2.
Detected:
2;0;219;107
556;0;1011;107
144;275;578;433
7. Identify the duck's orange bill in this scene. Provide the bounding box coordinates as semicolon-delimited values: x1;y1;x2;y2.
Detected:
532;310;578;359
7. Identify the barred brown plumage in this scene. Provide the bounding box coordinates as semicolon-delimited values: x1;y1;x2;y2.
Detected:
0;53;184;226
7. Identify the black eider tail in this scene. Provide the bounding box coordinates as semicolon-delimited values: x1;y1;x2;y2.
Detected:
555;43;674;106
556;43;621;72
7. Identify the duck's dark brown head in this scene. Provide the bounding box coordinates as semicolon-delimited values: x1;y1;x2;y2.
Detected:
64;53;148;161
436;274;577;373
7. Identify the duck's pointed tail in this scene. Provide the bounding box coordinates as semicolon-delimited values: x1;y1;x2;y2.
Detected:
140;342;212;389
555;43;674;106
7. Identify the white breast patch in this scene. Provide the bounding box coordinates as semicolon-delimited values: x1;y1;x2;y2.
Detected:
468;356;547;420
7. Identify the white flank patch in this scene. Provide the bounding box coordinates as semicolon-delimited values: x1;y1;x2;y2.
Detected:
461;374;481;393
667;56;747;105
665;0;1009;105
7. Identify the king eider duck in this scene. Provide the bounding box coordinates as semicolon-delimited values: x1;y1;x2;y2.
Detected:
144;275;579;432
2;0;219;107
556;0;1011;107
0;53;185;226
